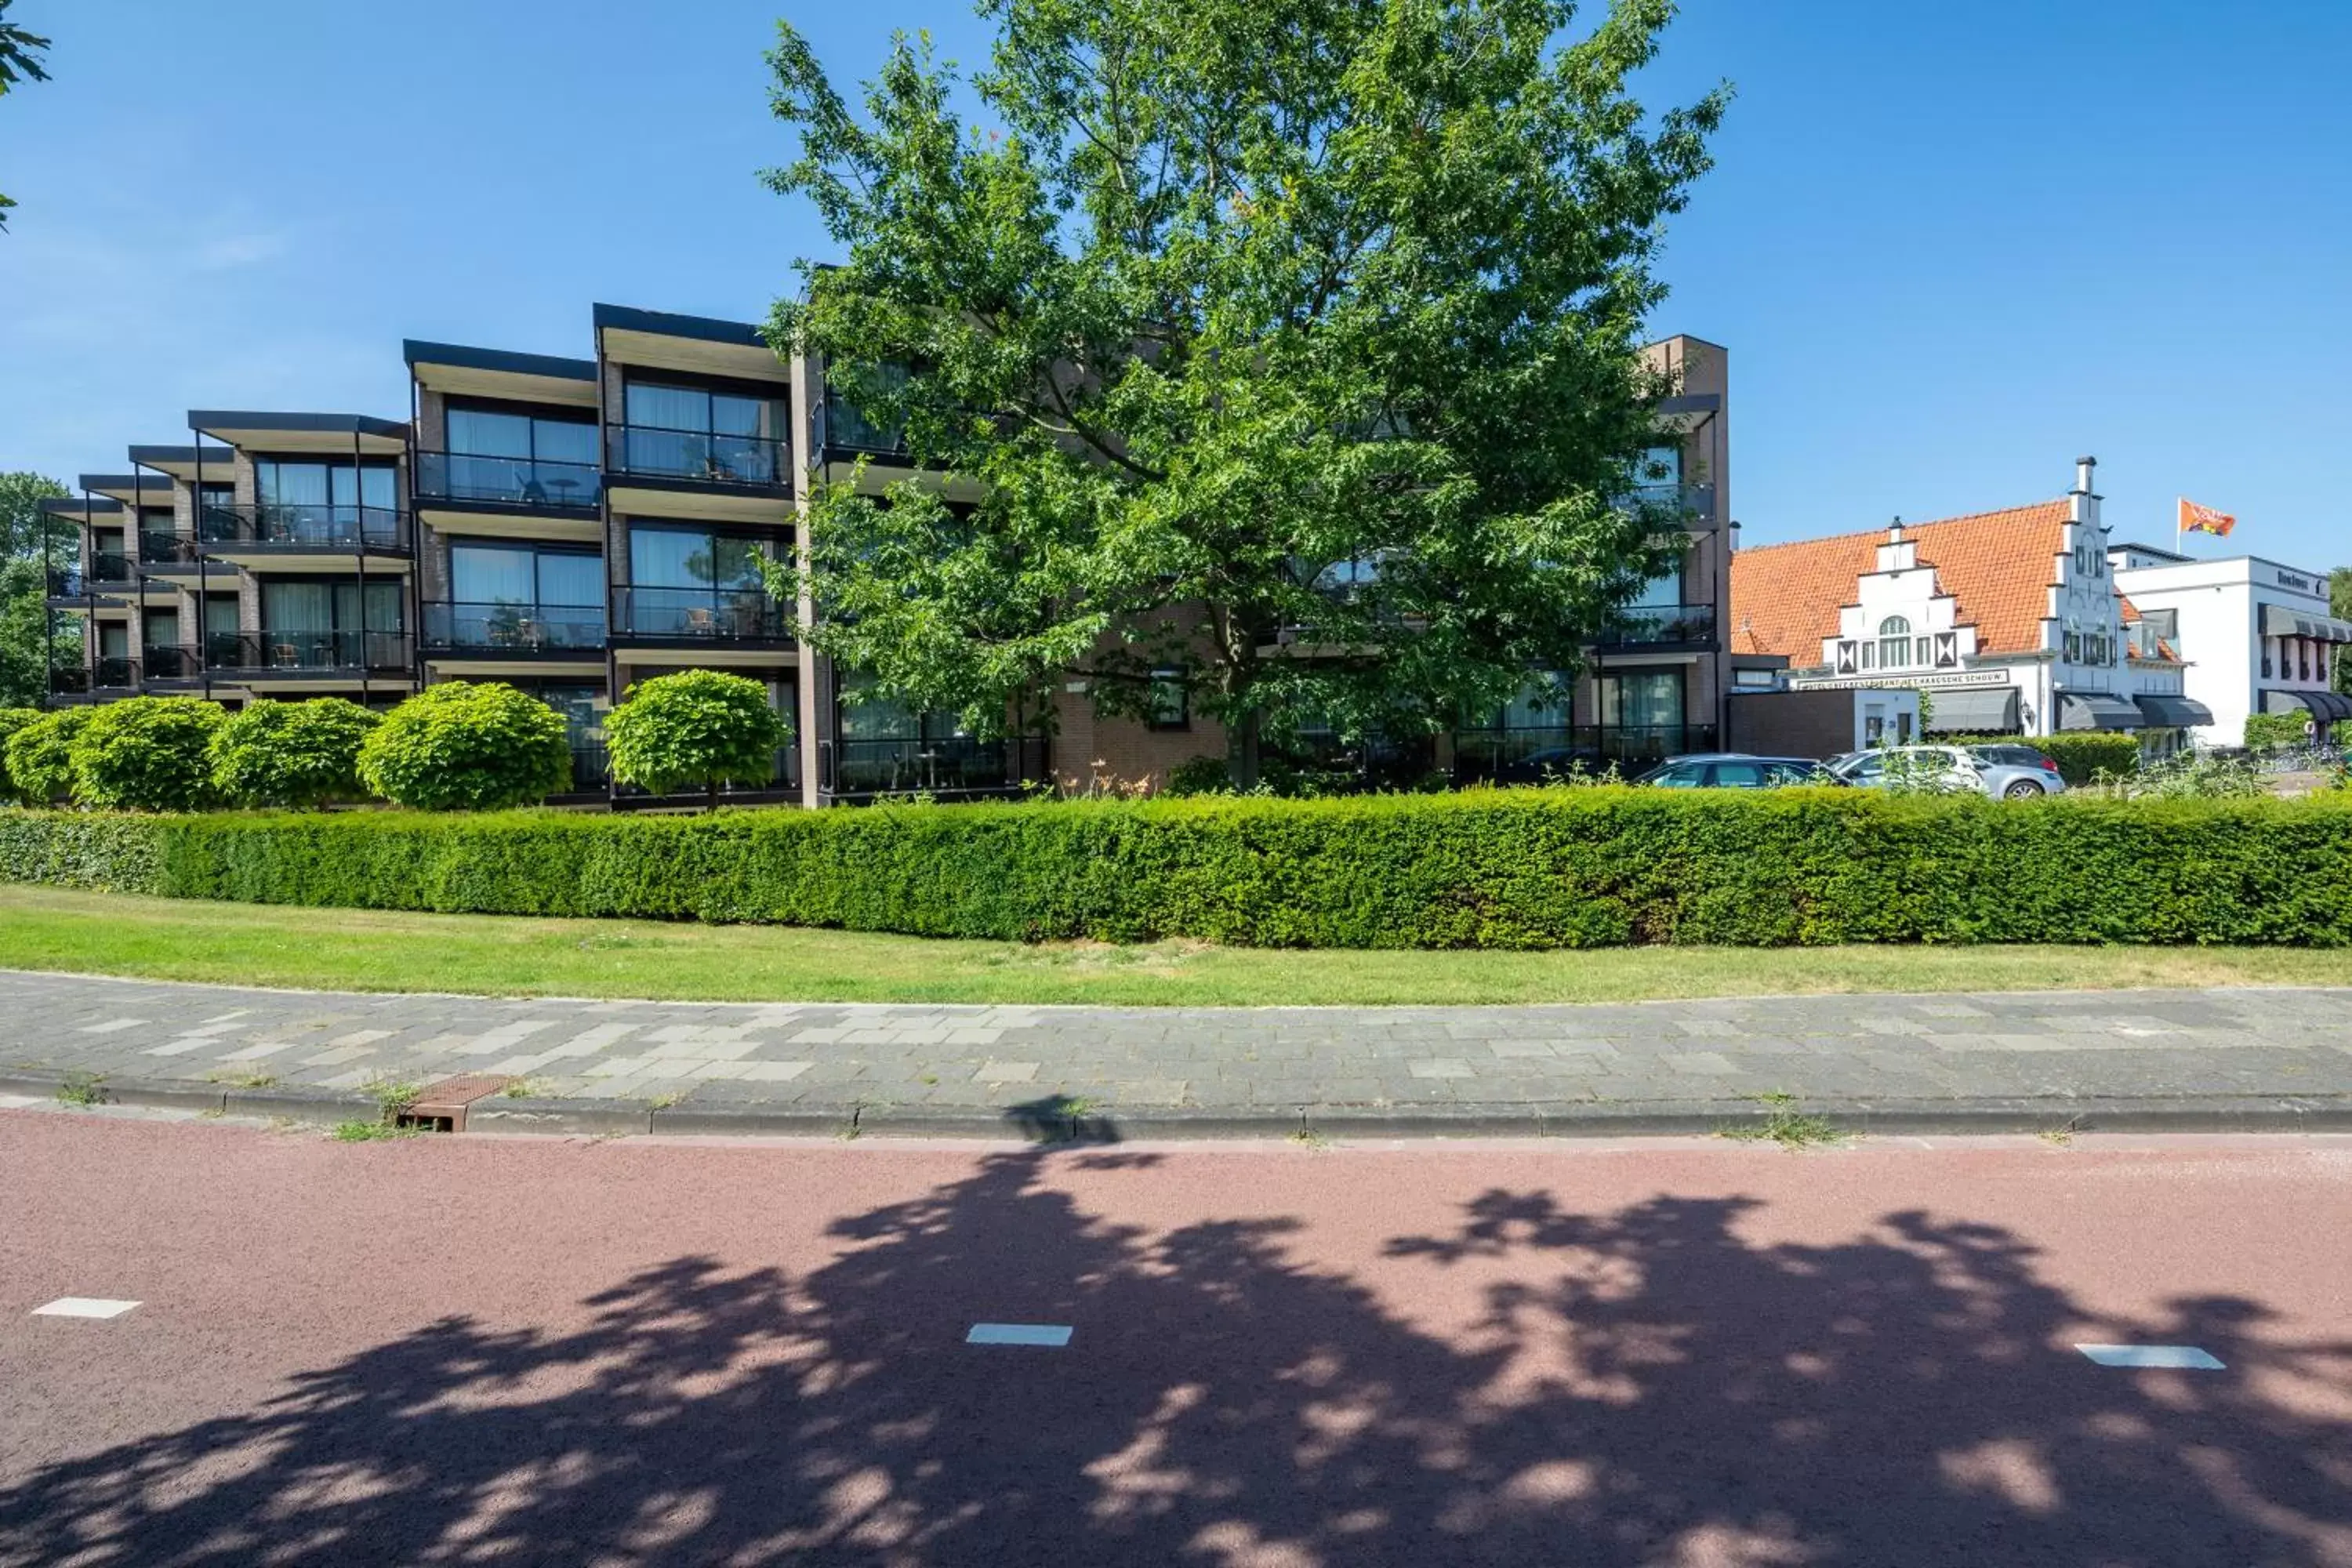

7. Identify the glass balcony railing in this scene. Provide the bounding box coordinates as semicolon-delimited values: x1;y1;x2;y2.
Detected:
200;503;411;552
93;655;140;690
1596;602;1717;646
412;451;603;510
49;666;93;696
47;554;135;596
206;629;413;674
136;534;205;571
822;735;1049;798
141;644;205;681
604;423;786;487
420;601;607;653
614;586;792;642
1625;482;1719;527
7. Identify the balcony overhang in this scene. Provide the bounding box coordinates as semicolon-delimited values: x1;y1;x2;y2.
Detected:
815;457;987;504
426;657;607;679
127;445;235;482
607;482;796;525
39;495;122;519
234;673;419;695
612;644;797;666
405;339;600;409
79;474;174;507
416;505;604;543
200;551;412;575
593;303;790;384
189;412;410;456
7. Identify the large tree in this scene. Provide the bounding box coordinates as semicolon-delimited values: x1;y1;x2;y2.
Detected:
764;0;1724;785
0;0;53;233
0;470;71;708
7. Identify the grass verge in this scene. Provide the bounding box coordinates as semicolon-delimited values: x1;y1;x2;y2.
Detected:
4;884;2351;1007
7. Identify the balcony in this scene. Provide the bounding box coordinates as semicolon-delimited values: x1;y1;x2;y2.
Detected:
604;423;786;488
420;600;607;656
613;586;792;644
1595;602;1718;648
412;452;603;512
200;503;412;554
205;629;414;677
821;735;1050;800
1625;483;1719;528
141;644;205;683
136;534;206;574
46;554;136;599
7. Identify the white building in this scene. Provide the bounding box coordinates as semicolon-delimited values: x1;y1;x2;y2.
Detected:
1730;459;2202;751
2107;545;2352;747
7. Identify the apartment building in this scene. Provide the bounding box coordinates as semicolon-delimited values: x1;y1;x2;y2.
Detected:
2107;544;2352;746
1730;459;2206;756
42;310;1734;800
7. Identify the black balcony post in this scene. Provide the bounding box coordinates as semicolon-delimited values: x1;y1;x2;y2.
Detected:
191;430;213;699
352;426;370;703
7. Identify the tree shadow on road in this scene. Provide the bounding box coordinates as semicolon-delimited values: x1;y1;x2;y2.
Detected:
2;1150;2347;1565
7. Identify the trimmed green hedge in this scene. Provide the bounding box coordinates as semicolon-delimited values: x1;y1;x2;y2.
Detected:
6;789;2352;948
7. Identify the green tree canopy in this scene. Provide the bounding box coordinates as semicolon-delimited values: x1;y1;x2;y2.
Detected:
209;698;381;809
357;681;575;811
0;471;72;708
605;669;793;809
764;0;1725;783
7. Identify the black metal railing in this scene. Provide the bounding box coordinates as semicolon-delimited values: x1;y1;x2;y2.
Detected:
93;655;139;690
136;534;205;570
49;666;93;695
604;423;786;487
614;586;793;641
1596;602;1717;646
1453;723;1722;782
205;629;414;674
822;735;1049;797
412;451;603;510
419;601;607;653
200;503;411;552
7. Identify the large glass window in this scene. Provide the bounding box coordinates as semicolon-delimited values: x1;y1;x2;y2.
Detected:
257;579;405;669
1599;669;1684;729
439;406;601;506
625;524;776;637
252;460;398;543
622;382;786;483
442;543;604;648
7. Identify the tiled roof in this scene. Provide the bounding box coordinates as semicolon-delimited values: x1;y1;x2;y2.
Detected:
1729;500;2074;660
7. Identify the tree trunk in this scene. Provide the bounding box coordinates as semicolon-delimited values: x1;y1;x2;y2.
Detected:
706;778;721;814
1232;707;1262;792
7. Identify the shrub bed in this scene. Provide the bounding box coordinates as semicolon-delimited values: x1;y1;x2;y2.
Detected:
5;789;2352;948
1944;731;2138;786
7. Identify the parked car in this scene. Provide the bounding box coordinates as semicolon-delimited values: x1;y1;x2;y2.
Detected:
1633;753;1846;789
1826;744;2066;799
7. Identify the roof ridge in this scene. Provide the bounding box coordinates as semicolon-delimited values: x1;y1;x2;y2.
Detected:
1734;498;2070;555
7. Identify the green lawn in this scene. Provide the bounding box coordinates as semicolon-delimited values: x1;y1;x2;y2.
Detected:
2;885;2348;1006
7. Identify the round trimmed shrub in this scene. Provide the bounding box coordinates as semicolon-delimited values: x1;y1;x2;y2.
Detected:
605;670;791;808
69;697;227;811
209;698;381;808
0;707;42;803
357;681;573;811
3;709;93;804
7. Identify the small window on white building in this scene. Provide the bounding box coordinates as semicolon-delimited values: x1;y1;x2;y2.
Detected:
1877;615;1911;670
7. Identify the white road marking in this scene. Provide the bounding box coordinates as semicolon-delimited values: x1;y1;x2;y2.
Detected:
2076;1344;2225;1370
78;1018;148;1034
33;1298;141;1319
967;1323;1073;1348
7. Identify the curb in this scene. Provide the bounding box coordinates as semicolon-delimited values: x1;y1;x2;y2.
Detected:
9;1067;2352;1142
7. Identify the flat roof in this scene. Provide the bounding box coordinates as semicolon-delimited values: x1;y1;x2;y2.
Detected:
187;411;411;439
126;445;235;466
404;339;597;383
39;496;122;514
592;303;767;348
78;473;172;493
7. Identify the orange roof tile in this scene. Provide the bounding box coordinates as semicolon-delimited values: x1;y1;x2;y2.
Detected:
1730;500;2074;661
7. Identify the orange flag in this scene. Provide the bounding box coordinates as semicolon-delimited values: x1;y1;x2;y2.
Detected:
2179;497;2235;536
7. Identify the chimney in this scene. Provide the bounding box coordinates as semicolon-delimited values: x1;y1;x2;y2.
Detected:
2073;456;2096;495
1888;515;1903;543
2071;455;2100;528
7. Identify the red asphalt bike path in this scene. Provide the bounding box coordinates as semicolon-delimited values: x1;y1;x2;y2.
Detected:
1;1112;2348;1565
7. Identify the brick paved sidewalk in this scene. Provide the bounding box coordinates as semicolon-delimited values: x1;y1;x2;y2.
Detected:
4;968;2350;1135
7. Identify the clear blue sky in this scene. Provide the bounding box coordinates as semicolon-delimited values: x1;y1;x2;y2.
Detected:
3;0;2347;561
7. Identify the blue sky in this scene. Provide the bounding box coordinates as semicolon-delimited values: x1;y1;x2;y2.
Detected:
3;0;2347;561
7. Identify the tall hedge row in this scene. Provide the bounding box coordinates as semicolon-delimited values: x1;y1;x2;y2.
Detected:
6;789;2351;948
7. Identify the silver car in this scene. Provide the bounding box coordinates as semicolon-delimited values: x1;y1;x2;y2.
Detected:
1828;744;2067;800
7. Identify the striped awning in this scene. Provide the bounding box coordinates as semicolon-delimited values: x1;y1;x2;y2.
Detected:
2260;604;2352;643
1921;686;2020;734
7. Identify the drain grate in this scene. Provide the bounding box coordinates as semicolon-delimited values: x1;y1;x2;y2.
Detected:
395;1074;518;1134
